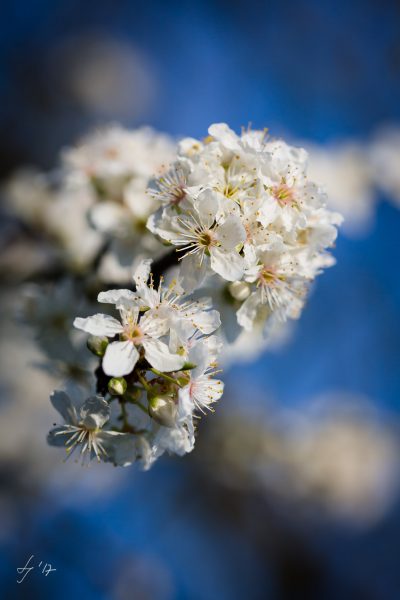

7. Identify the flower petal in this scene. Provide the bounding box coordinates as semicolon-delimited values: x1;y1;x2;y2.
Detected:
236;291;261;331
179;254;209;293
195;189;219;229
143;338;185;372
100;432;143;467
210;247;244;281
208;123;239;150
47;426;76;448
102;340;139;376
133;258;152;288
98;289;137;305
216;215;246;250
132;258;161;307
50;390;78;425
190;308;221;334
74;314;123;337
90;202;126;234
80;396;110;429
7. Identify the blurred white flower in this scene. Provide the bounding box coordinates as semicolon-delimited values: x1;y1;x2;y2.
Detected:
369;125;400;205
48;390;145;466
306;141;376;235
52;33;158;120
62;124;176;280
19;279;92;366
3;168;53;228
203;396;400;525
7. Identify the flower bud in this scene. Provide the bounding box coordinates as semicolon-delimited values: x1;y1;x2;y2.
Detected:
87;335;109;357
108;377;127;396
228;281;251;301
148;395;177;428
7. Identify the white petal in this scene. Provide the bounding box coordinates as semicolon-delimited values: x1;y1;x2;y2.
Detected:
187;341;209;375
152;420;194;456
143;339;185;372
237;291;261;331
133;258;152;288
195;189;219;229
80;396;110;429
146;208;179;242
90;202;126;234
102;340;139;376
100;432;140;466
191;309;221;334
178;254;209;292
256;196;278;227
50;390;77;425
210;247;244;281
216;215;246;250
47;426;75;448
74;314;123;336
208;123;239;150
98;289;137;305
168;321;192;355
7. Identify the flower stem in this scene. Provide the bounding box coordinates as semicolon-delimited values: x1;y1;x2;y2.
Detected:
137;372;151;391
149;368;181;386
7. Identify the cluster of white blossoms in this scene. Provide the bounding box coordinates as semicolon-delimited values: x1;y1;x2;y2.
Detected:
48;260;223;467
4;121;346;468
148;123;342;337
5;125;176;277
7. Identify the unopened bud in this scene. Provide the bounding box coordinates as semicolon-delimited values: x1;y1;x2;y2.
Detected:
229;281;251;301
87;335;109;357
148;395;177;428
108;377;127;396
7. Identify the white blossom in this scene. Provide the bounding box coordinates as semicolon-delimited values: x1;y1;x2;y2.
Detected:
48;390;141;466
369;125;400;206
74;302;185;377
74;259;222;379
306;141;375;235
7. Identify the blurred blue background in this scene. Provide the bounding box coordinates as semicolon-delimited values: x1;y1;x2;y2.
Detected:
1;1;400;599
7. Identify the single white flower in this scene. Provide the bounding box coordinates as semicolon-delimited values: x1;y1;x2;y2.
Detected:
47;390;138;465
74;298;186;377
149;189;246;290
131;259;221;334
369;125;400;206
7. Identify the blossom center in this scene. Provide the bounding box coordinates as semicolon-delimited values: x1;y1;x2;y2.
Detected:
223;183;239;199
272;183;296;207
257;268;285;288
122;325;143;344
171;186;186;205
198;230;215;248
